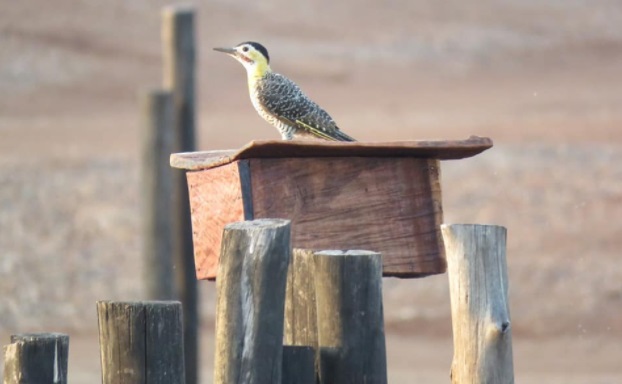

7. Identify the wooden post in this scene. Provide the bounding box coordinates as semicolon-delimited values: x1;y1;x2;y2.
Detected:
284;248;318;347
142;90;175;299
314;250;387;384
284;249;319;382
3;333;69;384
441;224;514;384
282;346;315;384
214;219;291;384
162;6;199;384
97;301;185;384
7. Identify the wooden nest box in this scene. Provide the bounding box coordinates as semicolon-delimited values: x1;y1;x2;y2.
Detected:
171;136;492;280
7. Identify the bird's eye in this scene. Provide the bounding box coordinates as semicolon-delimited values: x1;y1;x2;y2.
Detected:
242;46;249;52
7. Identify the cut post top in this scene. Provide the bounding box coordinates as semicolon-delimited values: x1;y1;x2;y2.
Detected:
170;136;493;171
224;218;291;230
10;333;68;342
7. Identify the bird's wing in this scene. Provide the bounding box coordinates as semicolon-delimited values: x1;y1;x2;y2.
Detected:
258;73;355;141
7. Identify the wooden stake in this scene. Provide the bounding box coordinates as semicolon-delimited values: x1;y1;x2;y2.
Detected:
3;333;69;384
97;301;185;384
214;219;291;384
441;224;514;384
142;90;175;300
314;250;387;384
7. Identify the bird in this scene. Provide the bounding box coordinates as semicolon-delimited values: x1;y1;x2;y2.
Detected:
213;41;355;141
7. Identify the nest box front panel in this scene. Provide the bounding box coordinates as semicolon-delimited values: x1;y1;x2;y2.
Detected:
248;157;446;277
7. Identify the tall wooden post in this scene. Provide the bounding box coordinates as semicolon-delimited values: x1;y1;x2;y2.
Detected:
97;301;185;384
441;224;514;384
162;6;198;384
142;90;175;300
214;219;291;384
314;250;387;384
3;333;69;384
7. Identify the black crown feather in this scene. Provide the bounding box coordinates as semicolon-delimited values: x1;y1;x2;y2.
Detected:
239;41;270;64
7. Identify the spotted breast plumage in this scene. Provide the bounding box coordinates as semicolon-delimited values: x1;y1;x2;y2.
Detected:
214;41;355;141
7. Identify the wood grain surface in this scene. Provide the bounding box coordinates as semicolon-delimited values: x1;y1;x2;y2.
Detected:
214;219;291;384
186;162;246;279
249;157;445;277
442;224;514;383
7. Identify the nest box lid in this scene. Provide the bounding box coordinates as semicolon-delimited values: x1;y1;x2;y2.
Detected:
170;136;493;171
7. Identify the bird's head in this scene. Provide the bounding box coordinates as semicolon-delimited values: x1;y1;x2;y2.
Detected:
214;41;271;75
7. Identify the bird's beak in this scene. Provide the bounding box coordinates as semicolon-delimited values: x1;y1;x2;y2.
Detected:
213;47;237;55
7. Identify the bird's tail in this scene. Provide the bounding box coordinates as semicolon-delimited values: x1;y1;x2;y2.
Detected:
296;120;356;142
333;127;356;142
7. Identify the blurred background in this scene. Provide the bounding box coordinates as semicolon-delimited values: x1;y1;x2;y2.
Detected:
1;0;622;382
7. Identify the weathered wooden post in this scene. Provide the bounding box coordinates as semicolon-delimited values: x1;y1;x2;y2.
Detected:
142;89;175;300
162;6;199;384
314;250;387;384
214;219;291;384
3;333;69;384
442;224;514;384
97;301;185;384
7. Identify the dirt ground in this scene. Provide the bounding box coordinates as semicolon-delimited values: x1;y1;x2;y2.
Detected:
1;0;622;382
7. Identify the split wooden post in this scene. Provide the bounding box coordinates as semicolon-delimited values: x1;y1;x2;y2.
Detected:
142;90;175;300
314;250;387;384
97;301;185;384
162;6;199;384
214;219;292;384
441;224;514;384
3;333;69;384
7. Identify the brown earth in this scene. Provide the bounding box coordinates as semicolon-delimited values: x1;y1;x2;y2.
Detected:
1;0;622;382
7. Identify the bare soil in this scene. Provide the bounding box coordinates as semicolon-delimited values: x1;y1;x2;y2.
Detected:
1;1;622;382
